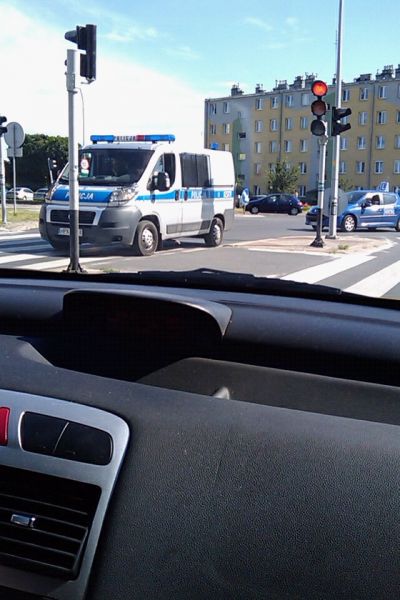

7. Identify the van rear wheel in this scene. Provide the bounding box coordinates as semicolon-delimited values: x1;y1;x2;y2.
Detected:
133;221;159;256
204;217;224;247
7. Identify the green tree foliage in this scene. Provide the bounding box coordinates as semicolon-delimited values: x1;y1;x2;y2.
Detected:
267;161;300;193
339;176;354;192
5;134;68;190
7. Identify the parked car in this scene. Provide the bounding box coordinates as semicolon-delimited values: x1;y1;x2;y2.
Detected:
246;193;303;215
305;190;400;232
33;187;49;201
6;187;34;201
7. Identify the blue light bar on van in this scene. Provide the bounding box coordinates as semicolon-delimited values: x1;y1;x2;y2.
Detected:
89;134;175;144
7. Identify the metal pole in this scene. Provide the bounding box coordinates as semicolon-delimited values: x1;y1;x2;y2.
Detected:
12;156;16;216
65;48;84;273
327;0;343;239
311;133;328;247
0;138;6;224
79;87;85;146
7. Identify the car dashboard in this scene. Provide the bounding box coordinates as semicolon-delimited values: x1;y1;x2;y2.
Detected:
0;271;399;599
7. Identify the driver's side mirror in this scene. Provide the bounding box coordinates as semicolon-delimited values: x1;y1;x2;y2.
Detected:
148;172;171;192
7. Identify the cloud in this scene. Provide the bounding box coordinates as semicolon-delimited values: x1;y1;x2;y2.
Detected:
0;4;204;147
104;26;159;43
166;45;200;61
285;17;299;29
267;42;288;50
244;17;272;32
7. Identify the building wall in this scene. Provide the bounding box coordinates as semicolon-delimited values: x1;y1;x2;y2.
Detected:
205;70;400;196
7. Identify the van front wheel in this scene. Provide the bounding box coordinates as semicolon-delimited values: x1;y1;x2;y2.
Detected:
133;221;159;256
204;217;224;247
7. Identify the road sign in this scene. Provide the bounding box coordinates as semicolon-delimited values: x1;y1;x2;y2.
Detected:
7;147;23;158
4;122;25;149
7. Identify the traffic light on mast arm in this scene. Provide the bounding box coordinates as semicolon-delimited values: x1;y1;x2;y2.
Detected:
65;24;97;82
310;80;328;136
331;106;352;136
0;116;7;136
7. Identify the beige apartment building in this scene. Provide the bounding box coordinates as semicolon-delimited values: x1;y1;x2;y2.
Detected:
204;65;400;197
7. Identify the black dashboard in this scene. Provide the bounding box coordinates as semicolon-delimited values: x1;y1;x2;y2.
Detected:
0;271;399;599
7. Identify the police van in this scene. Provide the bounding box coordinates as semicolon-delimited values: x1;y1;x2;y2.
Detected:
39;134;235;255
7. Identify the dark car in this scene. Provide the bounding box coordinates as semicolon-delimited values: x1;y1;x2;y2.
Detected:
246;193;303;215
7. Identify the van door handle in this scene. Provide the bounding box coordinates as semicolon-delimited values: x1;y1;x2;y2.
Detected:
175;190;180;201
184;190;188;201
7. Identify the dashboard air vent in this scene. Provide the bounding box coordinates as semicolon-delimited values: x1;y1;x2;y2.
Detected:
0;465;100;579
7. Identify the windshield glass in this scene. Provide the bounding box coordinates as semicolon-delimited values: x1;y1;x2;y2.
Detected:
59;149;154;186
0;1;399;302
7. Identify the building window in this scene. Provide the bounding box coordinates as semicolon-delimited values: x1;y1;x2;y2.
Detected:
375;161;384;174
359;111;368;125
255;97;263;110
342;89;350;102
209;124;216;135
254;185;261;195
285;117;293;130
357;136;366;149
268;163;276;172
269;141;278;153
285;95;294;107
237;111;242;118
222;123;231;134
285;162;292;170
299;162;307;174
395;135;400;149
378;85;387;99
270;119;278;131
238;131;246;139
339;161;346;174
301;93;309;106
271;96;279;109
284;140;292;153
254;163;262;175
223;143;229;151
394;160;400;174
340;137;348;150
377;111;387;124
255;142;262;153
238;153;246;161
300;116;308;129
223;101;230;114
356;161;366;174
376;135;385;149
299;185;306;196
359;87;369;101
396;111;400;124
209;103;217;115
300;139;308;152
255;120;263;133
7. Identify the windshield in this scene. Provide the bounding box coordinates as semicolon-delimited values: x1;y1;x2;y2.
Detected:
0;0;399;302
59;149;154;186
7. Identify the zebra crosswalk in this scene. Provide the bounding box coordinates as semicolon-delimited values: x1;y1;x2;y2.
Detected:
0;231;399;300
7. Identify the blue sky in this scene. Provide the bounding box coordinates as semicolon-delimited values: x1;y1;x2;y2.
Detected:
0;0;399;144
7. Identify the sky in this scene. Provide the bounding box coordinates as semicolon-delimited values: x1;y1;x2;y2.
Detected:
0;0;399;147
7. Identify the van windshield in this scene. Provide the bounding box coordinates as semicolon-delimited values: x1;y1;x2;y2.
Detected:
60;148;154;186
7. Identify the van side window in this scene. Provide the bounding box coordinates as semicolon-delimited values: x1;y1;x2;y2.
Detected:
371;194;381;205
383;193;395;205
149;154;176;187
180;153;210;187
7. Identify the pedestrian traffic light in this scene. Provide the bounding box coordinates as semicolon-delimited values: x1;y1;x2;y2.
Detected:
331;106;352;136
0;117;7;136
65;24;97;82
310;80;328;136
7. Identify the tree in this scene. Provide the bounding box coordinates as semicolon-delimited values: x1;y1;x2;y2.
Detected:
267;161;300;193
339;176;354;192
5;134;68;190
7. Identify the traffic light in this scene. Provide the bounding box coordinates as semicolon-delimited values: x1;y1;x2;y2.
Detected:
0;116;7;136
310;80;328;136
331;106;352;136
65;24;97;82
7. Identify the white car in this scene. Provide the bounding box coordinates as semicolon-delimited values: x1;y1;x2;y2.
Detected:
6;187;34;201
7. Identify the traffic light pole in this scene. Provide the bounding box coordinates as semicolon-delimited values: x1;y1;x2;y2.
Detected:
0;137;6;225
311;133;328;248
65;48;84;273
327;0;344;239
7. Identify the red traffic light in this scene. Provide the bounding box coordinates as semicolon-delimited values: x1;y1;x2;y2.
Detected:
311;80;328;97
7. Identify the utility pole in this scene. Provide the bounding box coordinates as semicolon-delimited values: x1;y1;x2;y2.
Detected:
0;120;7;225
327;0;344;239
311;134;329;247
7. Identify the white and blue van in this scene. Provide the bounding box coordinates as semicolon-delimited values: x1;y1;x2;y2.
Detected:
39;134;235;255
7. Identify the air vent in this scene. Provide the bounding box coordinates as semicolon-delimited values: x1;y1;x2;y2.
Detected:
0;465;100;579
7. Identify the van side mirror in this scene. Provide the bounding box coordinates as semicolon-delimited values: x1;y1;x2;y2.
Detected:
148;172;171;192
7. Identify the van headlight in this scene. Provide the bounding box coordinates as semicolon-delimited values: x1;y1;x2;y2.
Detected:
110;188;136;205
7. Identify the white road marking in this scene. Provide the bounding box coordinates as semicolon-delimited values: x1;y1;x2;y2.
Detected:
0;233;39;241
281;254;374;284
0;253;49;265
16;256;107;270
345;260;400;297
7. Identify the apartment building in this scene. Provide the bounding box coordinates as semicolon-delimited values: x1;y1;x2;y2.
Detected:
204;66;400;196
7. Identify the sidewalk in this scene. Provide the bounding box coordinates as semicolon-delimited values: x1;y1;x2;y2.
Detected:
231;235;394;255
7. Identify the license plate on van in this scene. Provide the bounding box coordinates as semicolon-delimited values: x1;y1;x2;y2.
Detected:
58;227;83;236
